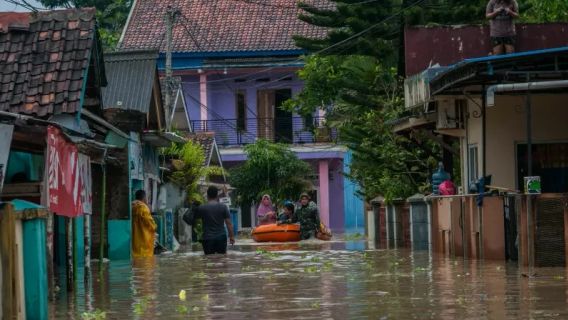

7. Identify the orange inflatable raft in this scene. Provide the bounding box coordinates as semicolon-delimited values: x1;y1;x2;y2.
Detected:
252;223;301;242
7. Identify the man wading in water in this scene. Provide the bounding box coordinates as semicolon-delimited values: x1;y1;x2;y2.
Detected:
194;186;235;254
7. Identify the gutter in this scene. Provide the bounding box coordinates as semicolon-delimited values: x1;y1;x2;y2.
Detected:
486;80;568;107
81;109;131;140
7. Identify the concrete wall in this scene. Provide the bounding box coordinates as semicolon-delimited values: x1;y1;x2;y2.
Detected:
464;94;568;190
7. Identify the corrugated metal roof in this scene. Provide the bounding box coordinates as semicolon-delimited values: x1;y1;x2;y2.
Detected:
102;50;159;113
430;46;568;95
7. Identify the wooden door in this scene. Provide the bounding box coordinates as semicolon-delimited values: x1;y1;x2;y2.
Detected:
257;90;275;140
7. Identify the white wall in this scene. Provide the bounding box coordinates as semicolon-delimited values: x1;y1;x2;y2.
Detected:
464;94;568;190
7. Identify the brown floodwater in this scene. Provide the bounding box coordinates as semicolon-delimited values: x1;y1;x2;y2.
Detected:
50;238;568;319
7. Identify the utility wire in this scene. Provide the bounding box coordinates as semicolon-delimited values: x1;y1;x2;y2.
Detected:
174;0;427;148
182;0;427;84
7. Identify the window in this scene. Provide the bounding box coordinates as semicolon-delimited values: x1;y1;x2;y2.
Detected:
303;113;314;131
236;90;246;132
468;144;479;185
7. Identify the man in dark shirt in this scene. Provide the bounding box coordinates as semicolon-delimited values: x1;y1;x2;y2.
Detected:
195;186;235;254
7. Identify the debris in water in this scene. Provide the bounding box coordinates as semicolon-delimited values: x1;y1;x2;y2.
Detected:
179;290;187;301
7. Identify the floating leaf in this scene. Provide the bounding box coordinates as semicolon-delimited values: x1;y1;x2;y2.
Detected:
179;290;187;301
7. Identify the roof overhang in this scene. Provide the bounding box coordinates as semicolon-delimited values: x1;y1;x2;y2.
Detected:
142;131;186;147
428;46;568;96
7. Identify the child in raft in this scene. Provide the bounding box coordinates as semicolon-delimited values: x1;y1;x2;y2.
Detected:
277;201;297;225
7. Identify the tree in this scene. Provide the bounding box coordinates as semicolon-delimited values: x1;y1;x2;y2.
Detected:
285;55;440;200
522;0;568;23
229;140;312;206
162;141;225;204
39;0;132;50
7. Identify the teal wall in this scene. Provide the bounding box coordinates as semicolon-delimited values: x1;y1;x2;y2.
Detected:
23;219;48;320
6;151;43;183
74;216;85;268
108;220;131;260
343;151;365;234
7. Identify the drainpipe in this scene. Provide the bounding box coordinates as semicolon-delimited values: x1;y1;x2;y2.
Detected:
486;80;568;107
486;79;568;271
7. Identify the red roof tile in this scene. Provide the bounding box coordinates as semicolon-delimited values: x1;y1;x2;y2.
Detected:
0;8;97;117
120;0;329;53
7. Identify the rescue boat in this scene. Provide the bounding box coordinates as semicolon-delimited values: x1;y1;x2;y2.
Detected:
252;223;301;242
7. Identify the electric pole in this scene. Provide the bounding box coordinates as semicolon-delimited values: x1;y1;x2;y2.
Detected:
164;6;177;131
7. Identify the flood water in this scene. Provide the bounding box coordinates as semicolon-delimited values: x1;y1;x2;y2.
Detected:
51;238;568;319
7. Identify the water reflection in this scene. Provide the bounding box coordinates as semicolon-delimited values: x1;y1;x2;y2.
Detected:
50;239;568;319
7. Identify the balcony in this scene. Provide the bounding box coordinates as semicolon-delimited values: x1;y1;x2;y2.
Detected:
190;117;338;146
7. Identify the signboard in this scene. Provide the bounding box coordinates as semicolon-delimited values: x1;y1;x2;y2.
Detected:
0;124;14;193
129;132;144;180
78;154;92;214
524;176;541;194
47;126;91;217
219;197;231;207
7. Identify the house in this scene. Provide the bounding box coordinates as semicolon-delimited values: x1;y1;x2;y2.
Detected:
101;50;185;258
119;0;364;233
0;8;125;319
401;24;568;267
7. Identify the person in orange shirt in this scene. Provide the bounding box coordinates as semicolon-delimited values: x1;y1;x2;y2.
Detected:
132;190;157;258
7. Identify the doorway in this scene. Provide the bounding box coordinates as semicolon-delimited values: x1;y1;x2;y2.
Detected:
256;89;293;142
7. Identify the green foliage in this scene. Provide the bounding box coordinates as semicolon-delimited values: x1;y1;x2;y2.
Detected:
522;0;568;23
39;0;132;50
229;140;312;206
285;55;439;200
162;141;225;204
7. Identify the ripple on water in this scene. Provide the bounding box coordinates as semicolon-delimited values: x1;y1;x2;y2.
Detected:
50;242;568;319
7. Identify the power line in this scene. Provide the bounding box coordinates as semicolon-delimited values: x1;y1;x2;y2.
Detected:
181;0;427;85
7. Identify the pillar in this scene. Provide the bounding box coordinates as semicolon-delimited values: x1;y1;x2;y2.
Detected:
319;159;330;227
199;73;208;122
23;218;48;320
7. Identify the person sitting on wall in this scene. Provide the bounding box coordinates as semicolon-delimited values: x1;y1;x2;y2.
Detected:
256;194;277;226
132;190;157;258
295;193;320;240
277;201;297;225
486;0;519;55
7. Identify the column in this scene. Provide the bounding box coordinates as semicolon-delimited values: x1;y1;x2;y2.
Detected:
199;73;208;123
319;159;330;227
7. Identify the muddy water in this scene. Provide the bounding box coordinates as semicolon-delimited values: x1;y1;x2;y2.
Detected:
51;239;568;319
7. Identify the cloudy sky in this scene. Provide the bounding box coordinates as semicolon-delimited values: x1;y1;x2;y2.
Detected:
0;0;48;11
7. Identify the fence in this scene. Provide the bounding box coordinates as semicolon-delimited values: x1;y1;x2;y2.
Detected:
190;117;338;146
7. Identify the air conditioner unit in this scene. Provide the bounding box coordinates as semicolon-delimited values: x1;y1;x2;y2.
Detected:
436;98;457;129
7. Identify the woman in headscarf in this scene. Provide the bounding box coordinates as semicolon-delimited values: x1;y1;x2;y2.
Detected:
256;194;276;225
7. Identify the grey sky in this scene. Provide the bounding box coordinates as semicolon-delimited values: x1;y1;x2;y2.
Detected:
0;0;47;11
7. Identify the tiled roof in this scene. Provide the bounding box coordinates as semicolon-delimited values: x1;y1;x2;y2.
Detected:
102;50;159;113
0;9;98;117
188;132;216;166
120;0;330;53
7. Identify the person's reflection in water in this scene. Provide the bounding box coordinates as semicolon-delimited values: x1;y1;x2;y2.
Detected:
131;257;158;317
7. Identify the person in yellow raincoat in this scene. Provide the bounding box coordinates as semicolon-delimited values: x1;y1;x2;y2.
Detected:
132;190;157;258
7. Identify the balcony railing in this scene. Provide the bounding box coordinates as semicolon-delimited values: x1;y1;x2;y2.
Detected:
190;117;338;146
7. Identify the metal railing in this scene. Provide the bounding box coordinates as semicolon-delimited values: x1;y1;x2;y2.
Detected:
190;117;338;146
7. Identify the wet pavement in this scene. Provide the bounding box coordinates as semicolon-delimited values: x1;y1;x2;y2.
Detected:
51;238;568;319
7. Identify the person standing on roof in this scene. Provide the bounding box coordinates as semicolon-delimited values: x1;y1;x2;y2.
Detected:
486;0;519;55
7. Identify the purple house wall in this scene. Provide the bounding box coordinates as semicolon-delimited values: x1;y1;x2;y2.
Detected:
119;0;356;233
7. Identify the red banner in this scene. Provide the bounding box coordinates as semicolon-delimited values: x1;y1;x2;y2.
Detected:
47;126;84;217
